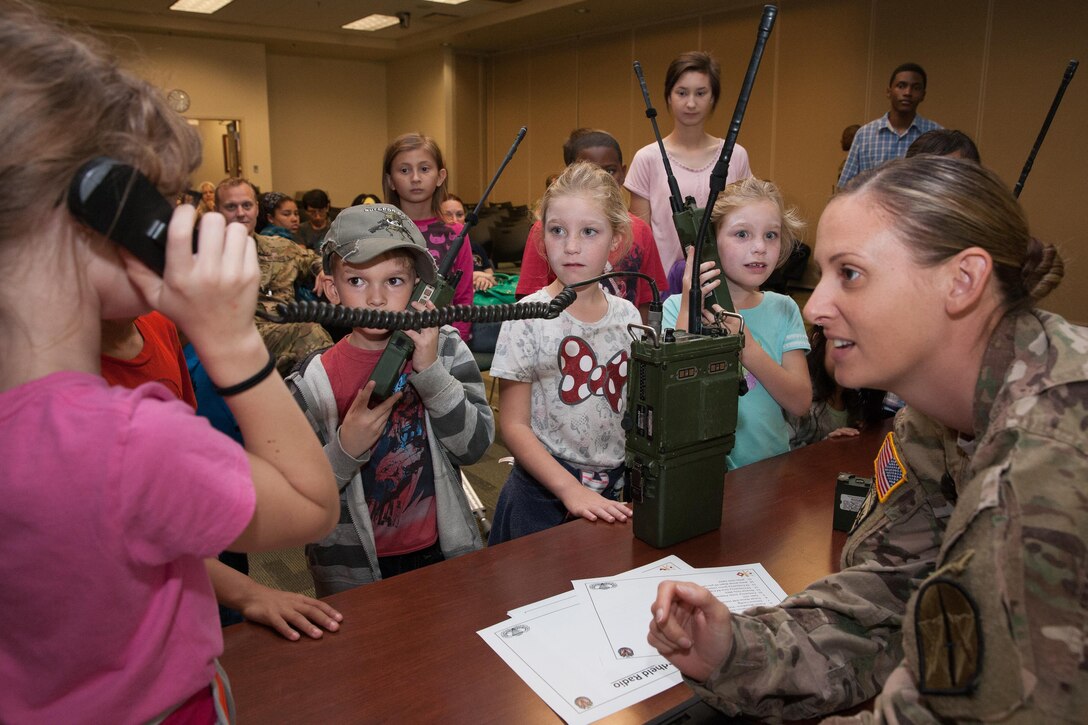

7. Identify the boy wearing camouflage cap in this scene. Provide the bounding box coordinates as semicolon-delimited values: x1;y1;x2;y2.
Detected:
286;205;491;594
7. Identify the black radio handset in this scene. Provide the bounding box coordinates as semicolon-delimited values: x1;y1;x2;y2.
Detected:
67;157;180;276
368;126;528;401
632;62;734;326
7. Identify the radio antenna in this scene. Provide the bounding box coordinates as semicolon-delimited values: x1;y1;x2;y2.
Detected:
1013;59;1077;199
439;126;527;276
634;61;685;216
687;4;777;334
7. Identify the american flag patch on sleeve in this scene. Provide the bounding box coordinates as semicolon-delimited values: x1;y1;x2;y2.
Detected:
873;432;907;502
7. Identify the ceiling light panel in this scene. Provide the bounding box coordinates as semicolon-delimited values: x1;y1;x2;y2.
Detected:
427;0;472;4
342;14;400;31
169;0;233;14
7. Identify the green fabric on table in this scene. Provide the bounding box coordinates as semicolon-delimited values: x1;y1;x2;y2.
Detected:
473;273;518;305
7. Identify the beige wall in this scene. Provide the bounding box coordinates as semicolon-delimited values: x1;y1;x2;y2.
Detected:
266;54;387;207
91;4;1087;321
111;32;275;193
480;0;1087;322
452;53;487;203
385;49;455;194
982;0;1086;322
109;33;392;209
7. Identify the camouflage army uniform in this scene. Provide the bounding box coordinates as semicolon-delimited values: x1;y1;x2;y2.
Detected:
690;309;1088;723
253;233;332;376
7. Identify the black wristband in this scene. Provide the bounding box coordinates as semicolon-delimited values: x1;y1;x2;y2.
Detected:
213;350;277;397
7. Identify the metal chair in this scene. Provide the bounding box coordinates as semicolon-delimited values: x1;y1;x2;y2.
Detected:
460;470;491;536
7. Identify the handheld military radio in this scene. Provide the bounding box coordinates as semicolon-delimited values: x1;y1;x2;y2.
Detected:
626;4;777;548
369;126;528;400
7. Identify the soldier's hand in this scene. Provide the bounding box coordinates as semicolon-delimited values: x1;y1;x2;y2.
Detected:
337;380;401;458
648;581;734;682
404;300;439;373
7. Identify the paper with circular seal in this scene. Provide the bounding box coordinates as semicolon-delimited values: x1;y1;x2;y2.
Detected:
478;556;692;724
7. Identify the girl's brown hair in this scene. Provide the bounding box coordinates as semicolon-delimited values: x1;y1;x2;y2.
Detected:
664;51;721;110
0;2;200;247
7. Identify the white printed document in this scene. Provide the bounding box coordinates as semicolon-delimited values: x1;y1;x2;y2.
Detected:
478;558;787;724
505;554;693;618
479;593;680;725
571;563;788;661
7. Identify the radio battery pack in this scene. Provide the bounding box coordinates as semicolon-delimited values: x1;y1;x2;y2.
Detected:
625;328;743;548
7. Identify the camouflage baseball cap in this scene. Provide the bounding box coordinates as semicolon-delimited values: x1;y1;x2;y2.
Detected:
320;203;437;283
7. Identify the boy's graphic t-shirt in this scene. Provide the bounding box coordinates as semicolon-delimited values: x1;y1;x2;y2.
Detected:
322;337;437;556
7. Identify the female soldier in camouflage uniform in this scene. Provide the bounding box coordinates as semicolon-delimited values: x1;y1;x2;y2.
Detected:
649;156;1086;723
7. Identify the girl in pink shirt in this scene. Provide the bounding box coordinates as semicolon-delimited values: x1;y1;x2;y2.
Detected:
626;51;753;268
381;133;475;340
0;6;338;723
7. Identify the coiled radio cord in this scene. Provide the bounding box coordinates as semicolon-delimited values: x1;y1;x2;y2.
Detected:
257;271;660;332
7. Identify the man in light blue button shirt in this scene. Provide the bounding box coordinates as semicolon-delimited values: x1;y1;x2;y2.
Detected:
838;63;941;187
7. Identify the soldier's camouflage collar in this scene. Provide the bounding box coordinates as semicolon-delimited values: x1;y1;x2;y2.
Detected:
972;310;1037;439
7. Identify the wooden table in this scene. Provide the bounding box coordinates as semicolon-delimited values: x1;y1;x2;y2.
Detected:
221;424;889;723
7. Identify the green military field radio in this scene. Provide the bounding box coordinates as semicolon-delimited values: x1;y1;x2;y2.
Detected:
367;277;456;400
669;195;737;316
625;325;744;547
625;5;776;547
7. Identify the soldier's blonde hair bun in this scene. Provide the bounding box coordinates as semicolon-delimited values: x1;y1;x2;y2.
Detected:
1021;237;1065;302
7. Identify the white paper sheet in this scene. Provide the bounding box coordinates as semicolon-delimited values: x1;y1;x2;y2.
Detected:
505;555;694;618
480;556;693;724
571;563;788;661
478;559;788;723
479;594;681;725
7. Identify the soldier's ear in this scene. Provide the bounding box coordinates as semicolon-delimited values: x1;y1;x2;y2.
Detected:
944;247;993;317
